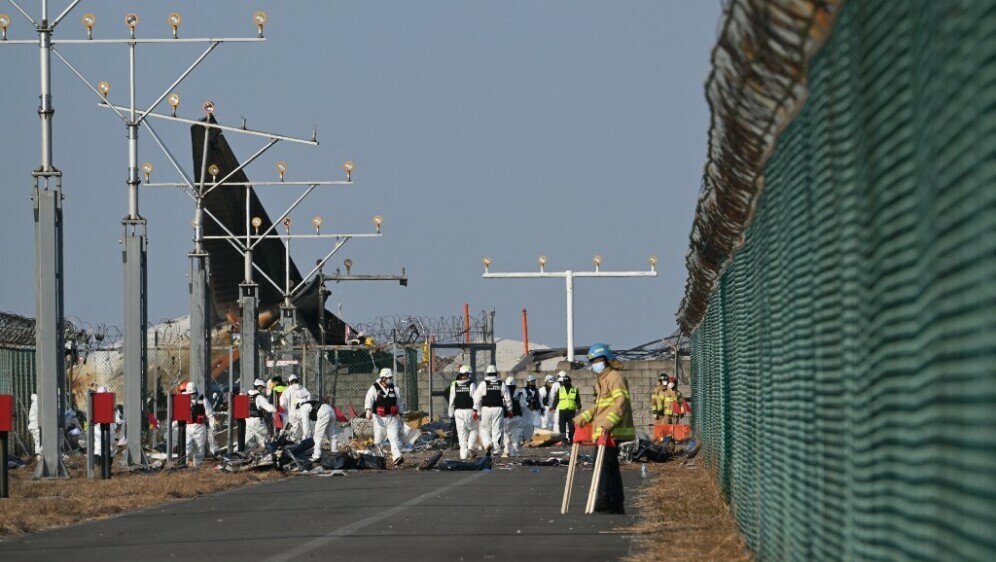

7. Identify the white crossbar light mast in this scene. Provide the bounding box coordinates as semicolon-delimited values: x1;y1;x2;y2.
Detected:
482;255;659;362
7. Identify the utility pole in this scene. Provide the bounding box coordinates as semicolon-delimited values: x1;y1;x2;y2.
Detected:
163;162;384;389
52;10;265;467
143;113;326;405
1;0;86;478
481;255;659;363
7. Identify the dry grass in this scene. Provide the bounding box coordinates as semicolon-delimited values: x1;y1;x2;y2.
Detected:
0;460;282;537
622;460;754;562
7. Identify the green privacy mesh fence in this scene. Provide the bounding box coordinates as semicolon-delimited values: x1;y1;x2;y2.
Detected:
689;1;996;560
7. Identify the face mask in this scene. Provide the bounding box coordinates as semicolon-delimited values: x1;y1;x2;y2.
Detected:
592;362;606;374
668;383;675;389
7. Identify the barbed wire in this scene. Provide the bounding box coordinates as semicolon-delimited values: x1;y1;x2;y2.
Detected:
1;311;193;351
352;312;492;346
5;308;495;353
0;311;38;348
676;0;841;334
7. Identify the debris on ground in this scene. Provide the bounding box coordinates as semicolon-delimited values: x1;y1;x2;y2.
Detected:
620;435;700;464
520;457;569;467
525;429;565;448
437;455;493;471
417;451;444;471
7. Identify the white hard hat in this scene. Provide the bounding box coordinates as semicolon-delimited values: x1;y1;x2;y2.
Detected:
544;374;555;383
185;382;197;394
485;365;498;375
379;368;394;378
248;389;259;396
96;386;109;393
458;365;472;375
288;374;300;383
526;375;536;382
505;376;516;386
253;378;265;387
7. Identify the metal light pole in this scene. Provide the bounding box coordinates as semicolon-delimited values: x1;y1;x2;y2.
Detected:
482;255;659;362
168;162;382;389
53;12;264;467
2;4;269;471
0;0;86;479
142;110;322;409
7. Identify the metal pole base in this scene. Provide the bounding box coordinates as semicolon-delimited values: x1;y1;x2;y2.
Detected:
1;432;9;498
177;422;187;466
101;424;112;480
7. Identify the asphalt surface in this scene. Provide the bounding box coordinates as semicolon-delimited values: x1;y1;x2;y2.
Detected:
0;456;644;561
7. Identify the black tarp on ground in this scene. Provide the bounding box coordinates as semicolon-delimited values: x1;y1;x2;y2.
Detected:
438;456;492;471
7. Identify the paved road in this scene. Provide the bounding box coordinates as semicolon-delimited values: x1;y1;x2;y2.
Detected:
0;463;643;561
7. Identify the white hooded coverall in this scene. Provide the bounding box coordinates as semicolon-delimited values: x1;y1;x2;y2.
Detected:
310;404;339;461
472;376;512;453
245;391;276;452
364;382;404;461
523;385;542;437
27;394;40;455
280;382;313;441
539;384;557;430
503;388;530;457
448;380;478;459
548;382;562;430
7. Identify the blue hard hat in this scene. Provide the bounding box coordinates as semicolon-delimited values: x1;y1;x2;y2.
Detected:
587;343;614;361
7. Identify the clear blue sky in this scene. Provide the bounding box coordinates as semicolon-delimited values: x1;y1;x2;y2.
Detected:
0;1;723;349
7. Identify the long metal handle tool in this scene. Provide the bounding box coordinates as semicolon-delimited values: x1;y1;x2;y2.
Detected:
585;444;606;514
561;441;580;514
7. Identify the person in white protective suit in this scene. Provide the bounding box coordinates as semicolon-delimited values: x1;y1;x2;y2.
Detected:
549;372;566;431
279;374;313;442
364;368;406;466
472;365;512;456
538;374;557;430
522;375;541;440
448;365;478;459
27;393;40;456
245;379;276;452
502;376;530;457
184;382;214;466
309;402;340;463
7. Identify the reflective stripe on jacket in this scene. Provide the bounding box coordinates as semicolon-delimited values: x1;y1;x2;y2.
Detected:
578;366;634;440
652;384;667;414
557;386;579;411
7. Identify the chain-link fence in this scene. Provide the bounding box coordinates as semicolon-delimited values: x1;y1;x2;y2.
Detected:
685;1;996;560
1;309;497;455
